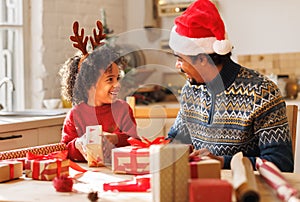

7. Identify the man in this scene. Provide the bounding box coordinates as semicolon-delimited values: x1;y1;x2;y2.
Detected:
167;0;293;172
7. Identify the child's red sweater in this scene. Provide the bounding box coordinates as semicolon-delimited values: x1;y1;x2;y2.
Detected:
61;99;138;162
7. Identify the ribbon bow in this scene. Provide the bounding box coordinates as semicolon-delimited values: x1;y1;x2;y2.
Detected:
127;136;170;148
26;150;87;173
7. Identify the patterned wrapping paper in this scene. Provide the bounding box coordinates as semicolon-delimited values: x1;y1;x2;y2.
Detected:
25;158;69;181
0;143;66;160
256;158;300;202
0;160;23;182
190;158;221;179
112;146;149;175
150;144;190;202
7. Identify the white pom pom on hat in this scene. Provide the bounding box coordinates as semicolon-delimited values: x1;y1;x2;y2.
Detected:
169;0;233;56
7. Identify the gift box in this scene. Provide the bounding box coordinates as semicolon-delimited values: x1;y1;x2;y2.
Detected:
112;146;150;175
190;158;221;179
0;160;23;182
150;144;190;202
189;178;232;202
85;125;105;167
112;137;170;175
24;151;70;181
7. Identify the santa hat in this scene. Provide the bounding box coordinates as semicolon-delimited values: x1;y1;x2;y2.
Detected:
169;0;232;56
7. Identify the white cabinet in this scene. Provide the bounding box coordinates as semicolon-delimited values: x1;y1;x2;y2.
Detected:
0;116;65;151
38;125;62;145
0;129;39;151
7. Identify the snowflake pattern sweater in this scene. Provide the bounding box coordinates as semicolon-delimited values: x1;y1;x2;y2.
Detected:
61;99;138;162
168;59;294;172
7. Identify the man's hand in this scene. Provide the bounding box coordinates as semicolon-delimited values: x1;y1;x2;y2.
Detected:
190;148;224;168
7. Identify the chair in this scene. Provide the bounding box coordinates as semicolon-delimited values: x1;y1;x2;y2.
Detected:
286;105;298;158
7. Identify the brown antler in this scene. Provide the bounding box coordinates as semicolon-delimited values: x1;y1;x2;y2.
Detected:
90;20;106;49
70;21;89;56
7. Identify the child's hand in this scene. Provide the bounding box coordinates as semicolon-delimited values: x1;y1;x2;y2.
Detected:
103;132;119;145
75;135;87;160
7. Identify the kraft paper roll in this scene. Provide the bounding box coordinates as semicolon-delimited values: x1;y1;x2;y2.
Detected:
231;152;260;202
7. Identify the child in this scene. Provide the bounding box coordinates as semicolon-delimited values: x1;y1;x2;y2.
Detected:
60;21;138;162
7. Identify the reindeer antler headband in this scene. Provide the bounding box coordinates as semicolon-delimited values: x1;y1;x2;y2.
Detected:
70;20;106;70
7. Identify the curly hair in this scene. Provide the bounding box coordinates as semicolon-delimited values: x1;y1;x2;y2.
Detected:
59;54;80;104
72;44;120;105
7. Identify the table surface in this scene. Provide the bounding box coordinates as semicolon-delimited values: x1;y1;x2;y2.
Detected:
1;163;300;202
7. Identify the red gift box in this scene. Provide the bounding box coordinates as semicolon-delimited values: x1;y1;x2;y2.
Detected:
25;150;70;181
189;178;232;202
112;137;169;175
0;160;23;182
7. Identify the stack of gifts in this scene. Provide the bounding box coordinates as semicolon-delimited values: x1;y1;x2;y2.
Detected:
112;136;169;175
188;156;232;202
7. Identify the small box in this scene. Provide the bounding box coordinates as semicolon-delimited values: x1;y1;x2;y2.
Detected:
0;160;23;182
190;159;221;179
85;125;104;167
189;178;233;202
25;159;69;181
112;146;149;175
150;144;190;202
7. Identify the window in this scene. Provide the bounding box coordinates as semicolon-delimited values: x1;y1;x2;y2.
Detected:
0;0;24;111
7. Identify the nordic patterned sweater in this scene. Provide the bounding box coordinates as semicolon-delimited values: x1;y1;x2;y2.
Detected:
167;59;294;172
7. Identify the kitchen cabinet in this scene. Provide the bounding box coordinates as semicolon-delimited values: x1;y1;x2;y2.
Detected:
0;129;39;151
0;114;66;151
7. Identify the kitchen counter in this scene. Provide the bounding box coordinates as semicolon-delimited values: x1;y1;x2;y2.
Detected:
0;109;69;151
0;109;68;133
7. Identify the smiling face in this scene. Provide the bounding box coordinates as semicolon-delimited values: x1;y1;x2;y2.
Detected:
174;53;222;84
174;53;204;84
87;62;121;106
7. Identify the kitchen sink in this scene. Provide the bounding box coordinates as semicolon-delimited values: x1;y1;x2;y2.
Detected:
0;109;68;116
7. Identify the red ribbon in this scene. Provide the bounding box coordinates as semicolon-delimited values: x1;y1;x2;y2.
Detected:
127;136;170;148
9;164;14;179
26;150;87;175
103;175;150;192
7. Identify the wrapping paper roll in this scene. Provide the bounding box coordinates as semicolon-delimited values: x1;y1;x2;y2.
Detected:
231;152;260;202
256;158;300;202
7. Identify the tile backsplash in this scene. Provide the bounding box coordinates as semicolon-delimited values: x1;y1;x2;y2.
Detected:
237;52;300;77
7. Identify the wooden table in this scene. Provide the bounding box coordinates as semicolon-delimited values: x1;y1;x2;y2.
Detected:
0;164;299;202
